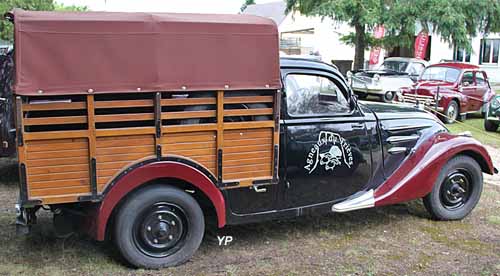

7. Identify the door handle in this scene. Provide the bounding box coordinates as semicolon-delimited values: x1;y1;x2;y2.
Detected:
351;123;364;129
252;185;267;193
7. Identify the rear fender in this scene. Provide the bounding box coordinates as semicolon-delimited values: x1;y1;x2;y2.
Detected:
374;132;494;206
91;158;226;241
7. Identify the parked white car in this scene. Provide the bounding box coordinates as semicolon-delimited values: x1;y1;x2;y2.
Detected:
348;57;429;102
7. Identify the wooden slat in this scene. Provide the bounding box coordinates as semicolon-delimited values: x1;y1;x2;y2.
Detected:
95;113;154;123
28;164;89;175
224;151;272;161
223;144;270;154
223;96;273;104
168;148;215;156
163;124;217;134
96;127;155;137
29;171;89;182
223;121;274;130
98;169;121;177
162;110;216;120
23;101;86;111
223;170;271;180
30;178;89;189
95;99;153;108
97;161;133;170
161;132;216;144
27;141;88;152
27;148;88;160
25;137;87;146
98;176;111;186
24;116;87;126
224;163;271;174
27;157;88;168
39;194;89;205
30;186;90;197
165;154;216;163
161;97;216;106
223;137;272;147
224;129;272;140
96;153;154;163
162;141;215;150
224;108;273;117
97;137;154;148
96;145;154;156
24;130;88;141
224;157;271;167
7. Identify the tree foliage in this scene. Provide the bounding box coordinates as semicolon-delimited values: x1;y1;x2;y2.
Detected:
240;0;256;13
0;0;87;42
286;0;500;69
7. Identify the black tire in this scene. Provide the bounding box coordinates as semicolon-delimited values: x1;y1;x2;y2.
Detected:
423;155;483;220
382;91;395;103
114;185;205;269
442;100;459;124
484;119;498;132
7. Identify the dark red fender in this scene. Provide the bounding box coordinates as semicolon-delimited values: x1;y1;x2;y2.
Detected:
374;133;494;206
92;161;226;241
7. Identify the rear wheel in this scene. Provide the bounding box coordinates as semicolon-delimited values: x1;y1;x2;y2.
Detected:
484;119;499;132
423;155;483;220
114;185;204;269
355;92;368;100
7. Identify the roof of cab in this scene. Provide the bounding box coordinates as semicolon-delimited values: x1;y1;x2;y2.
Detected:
280;57;340;73
429;62;480;70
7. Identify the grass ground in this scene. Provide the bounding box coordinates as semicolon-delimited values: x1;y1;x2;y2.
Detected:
447;114;500;147
0;95;499;276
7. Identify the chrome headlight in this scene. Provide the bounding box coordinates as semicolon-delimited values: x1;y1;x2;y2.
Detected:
346;71;353;79
373;74;381;83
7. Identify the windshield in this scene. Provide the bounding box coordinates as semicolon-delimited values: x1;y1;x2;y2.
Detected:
379;60;409;73
420;67;460;82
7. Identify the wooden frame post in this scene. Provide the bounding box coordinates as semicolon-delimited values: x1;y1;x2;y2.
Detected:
216;90;224;184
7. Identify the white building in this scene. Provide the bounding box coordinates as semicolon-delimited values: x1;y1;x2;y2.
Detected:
243;1;500;83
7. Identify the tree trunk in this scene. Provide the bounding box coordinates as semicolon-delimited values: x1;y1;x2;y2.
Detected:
353;24;366;70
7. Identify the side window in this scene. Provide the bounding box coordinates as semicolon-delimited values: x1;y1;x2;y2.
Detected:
475;71;487;87
461;71;474;86
285;74;350;116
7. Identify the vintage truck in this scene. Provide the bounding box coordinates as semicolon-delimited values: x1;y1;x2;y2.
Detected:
0;10;496;269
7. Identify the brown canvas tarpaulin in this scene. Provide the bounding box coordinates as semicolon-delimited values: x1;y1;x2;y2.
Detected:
11;9;281;96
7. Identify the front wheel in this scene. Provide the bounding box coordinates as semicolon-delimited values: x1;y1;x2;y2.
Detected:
381;91;395;103
442;100;459;124
423;155;483;220
484;119;499;132
114;185;205;269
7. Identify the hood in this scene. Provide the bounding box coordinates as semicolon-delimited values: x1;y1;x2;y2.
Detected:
355;70;408;77
359;101;437;121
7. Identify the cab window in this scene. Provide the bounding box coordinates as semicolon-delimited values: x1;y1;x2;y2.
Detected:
461;71;474;86
408;63;425;76
475;71;487;87
285;74;350;116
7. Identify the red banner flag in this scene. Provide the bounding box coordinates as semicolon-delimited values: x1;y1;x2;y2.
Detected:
369;25;385;65
414;31;429;60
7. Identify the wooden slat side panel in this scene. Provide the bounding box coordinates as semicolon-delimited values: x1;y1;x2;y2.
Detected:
25;138;91;199
23;101;86;111
96;134;155;191
162;131;217;175
223;128;273;180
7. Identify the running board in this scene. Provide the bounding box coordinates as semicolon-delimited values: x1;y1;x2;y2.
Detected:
331;190;375;212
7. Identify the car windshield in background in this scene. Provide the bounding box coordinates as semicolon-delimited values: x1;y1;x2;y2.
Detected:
379;61;409;72
420;66;460;82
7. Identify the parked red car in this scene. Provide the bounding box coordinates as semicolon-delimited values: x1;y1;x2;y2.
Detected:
397;63;495;123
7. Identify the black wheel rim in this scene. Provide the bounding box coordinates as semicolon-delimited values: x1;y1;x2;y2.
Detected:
132;202;188;258
439;169;472;210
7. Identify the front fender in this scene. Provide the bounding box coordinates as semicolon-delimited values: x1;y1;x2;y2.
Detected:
92;160;226;241
374;132;494;207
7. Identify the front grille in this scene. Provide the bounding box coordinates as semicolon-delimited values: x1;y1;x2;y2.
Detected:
401;93;436;106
